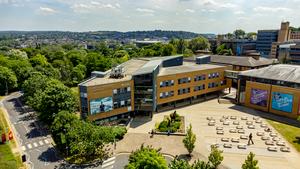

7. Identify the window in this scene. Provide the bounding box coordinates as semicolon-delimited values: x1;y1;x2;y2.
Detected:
194;84;205;91
178;88;190;95
194;74;206;82
113;86;131;95
160;80;174;87
178;77;191;84
159;91;174;99
208;72;220;79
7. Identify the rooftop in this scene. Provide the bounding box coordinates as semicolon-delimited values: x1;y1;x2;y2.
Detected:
158;62;225;76
81;59;148;86
240;64;300;84
210;55;278;67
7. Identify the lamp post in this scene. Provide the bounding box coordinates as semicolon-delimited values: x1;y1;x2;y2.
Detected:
5;81;8;96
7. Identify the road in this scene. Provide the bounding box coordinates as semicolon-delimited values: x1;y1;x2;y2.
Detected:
1;92;62;169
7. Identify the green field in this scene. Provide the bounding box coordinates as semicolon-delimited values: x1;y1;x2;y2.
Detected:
0;110;23;169
267;119;300;152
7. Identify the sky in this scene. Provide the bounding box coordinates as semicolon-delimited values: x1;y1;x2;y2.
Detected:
1;0;300;34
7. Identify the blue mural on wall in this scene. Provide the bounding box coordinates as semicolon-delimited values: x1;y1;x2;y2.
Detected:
90;97;113;115
271;92;293;113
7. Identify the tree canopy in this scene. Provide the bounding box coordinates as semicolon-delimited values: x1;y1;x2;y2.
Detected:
242;152;259;169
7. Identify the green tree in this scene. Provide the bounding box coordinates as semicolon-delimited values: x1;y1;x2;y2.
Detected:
169;158;192;169
27;79;77;123
183;124;196;156
161;44;176;56
29;54;49;67
242;152;259;169
208;145;223;169
233;29;246;39
0;66;17;95
7;59;34;86
71;64;87;85
216;44;233;56
192;160;211;169
188;37;210;52
125;144;168;169
246;32;257;39
22;73;49;99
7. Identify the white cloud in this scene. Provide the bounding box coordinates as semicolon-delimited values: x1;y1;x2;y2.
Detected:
200;0;236;9
71;1;119;13
38;7;58;15
253;6;291;12
234;10;245;15
185;8;195;13
136;8;155;13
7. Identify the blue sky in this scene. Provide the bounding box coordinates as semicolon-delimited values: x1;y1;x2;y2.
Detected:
1;0;300;33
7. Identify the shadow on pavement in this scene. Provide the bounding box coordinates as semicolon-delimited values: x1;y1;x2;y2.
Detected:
54;161;103;169
38;147;61;163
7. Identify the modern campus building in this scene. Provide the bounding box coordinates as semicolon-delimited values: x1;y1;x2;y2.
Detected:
256;30;279;57
237;64;300;119
79;55;232;122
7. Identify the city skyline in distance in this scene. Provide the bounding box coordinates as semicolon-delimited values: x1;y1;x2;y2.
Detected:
0;0;299;34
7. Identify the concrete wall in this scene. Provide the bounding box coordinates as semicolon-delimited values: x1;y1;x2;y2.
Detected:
244;81;300;118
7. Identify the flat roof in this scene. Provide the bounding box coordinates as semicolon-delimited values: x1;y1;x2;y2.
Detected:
240;64;300;84
158;62;226;76
81;59;148;86
210;55;278;67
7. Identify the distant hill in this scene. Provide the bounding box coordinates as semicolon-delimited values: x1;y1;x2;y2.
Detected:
0;30;215;41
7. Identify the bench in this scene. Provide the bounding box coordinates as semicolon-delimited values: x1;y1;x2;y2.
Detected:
231;138;240;143
237;144;247;149
261;136;270;141
217;130;224;135
216;127;223;130
261;124;268;128
264;128;272;132
236;126;243;129
212;143;220;148
233;121;239;125
229;129;237;133
248;125;255;129
220;118;224;122
223;121;230;125
241;116;248;120
276;141;286;146
272;137;280;141
270;133;277;137
221;138;230;142
223;143;233;148
280;147;290;152
246;121;253;125
257;132;264;136
255;120;262;124
208;122;215;126
230;116;237;120
238;130;245;134
222;115;229;119
207;117;214;120
265;140;275;145
267;146;278;152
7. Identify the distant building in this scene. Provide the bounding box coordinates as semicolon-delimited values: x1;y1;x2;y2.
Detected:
256;30;279;57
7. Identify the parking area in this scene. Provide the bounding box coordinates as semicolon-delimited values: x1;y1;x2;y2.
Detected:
125;99;300;169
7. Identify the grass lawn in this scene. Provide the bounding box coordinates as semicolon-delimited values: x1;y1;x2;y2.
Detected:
267;119;300;152
0;110;23;169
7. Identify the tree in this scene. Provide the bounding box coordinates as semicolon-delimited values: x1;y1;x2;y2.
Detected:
188;37;210;52
216;44;233;56
7;59;34;86
71;64;87;85
161;44;176;56
208;145;223;169
192;160;211;169
27;79;77;123
0;66;17;95
242;152;259;169
233;29;246;39
125;144;168;169
22;73;49;99
183;124;196;156
169;158;192;169
29;54;49;67
246;32;257;40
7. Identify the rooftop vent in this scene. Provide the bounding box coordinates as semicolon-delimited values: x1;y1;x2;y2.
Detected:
110;65;125;78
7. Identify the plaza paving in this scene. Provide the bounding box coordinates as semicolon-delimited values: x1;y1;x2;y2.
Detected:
116;99;300;169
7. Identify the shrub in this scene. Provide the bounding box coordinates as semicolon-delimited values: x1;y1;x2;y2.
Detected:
158;120;169;132
112;126;127;140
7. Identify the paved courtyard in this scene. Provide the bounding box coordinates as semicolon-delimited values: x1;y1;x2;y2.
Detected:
116;99;300;169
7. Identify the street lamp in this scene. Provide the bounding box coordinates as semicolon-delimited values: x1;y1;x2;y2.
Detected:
5;81;8;96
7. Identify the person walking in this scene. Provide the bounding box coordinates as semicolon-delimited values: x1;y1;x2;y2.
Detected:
248;133;254;145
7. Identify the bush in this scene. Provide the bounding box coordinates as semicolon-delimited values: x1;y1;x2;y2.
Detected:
112;126;127;140
158;120;169;132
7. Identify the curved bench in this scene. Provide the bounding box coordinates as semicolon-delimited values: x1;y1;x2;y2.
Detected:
265;140;275;145
237;130;245;134
229;129;237;133
261;136;270;141
216;127;223;130
221;138;230;142
223;143;232;148
280;147;290;152
217;130;224;135
236;126;243;129
246;121;253;125
257;132;264;136
267;146;278;152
